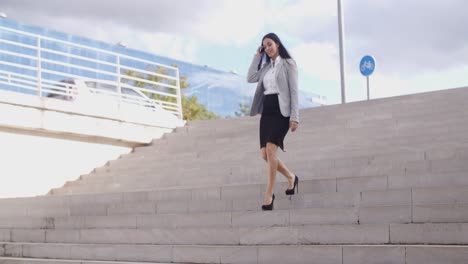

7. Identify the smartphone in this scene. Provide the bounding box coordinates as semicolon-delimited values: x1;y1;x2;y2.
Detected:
257;47;266;70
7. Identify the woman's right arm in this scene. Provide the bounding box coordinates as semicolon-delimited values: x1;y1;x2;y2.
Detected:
246;53;263;83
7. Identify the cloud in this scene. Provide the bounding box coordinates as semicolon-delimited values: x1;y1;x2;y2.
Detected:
193;0;267;46
344;0;468;74
266;0;337;42
2;0;211;34
1;0;268;46
4;0;468;74
264;0;468;75
114;29;200;63
291;42;340;81
2;1;206;62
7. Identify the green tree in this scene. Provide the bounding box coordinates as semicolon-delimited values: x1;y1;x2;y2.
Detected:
234;101;251;117
182;95;218;121
122;64;218;121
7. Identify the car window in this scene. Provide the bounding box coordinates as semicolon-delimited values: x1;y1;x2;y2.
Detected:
84;81;97;88
122;88;143;98
54;79;75;89
85;81;117;92
60;79;76;85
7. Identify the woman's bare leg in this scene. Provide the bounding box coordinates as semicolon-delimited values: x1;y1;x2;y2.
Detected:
263;143;279;204
261;148;295;190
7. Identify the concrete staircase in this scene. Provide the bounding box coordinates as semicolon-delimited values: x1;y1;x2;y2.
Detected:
1;87;468;263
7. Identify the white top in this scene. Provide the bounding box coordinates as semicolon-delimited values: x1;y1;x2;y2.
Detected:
263;56;282;95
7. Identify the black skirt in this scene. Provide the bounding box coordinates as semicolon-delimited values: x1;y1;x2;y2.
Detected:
260;94;290;151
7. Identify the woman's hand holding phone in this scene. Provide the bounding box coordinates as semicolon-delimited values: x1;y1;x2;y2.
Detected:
257;46;265;56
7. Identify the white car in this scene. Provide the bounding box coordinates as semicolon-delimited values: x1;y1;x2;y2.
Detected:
46;78;159;109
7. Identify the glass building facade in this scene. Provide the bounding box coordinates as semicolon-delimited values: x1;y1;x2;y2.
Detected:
0;18;324;118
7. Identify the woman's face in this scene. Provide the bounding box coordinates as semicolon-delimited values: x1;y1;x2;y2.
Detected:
262;38;279;59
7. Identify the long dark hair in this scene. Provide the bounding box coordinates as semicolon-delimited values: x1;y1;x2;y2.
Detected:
258;32;293;70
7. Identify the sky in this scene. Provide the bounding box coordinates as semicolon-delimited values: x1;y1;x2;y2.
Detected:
2;0;468;105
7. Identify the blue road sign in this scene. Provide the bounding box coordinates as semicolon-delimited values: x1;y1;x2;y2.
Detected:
360;55;375;76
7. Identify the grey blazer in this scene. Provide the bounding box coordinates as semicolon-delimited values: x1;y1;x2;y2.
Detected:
247;54;299;123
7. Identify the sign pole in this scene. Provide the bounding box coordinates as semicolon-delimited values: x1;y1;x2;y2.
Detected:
337;0;346;104
367;76;369;100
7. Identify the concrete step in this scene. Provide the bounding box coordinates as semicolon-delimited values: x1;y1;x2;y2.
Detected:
178;108;466;135
0;199;467;230
389;171;468;189
5;185;468;221
135;125;468;157
358;186;468;224
44;181;468;209
51;171;468;203
0;208;352;229
1;223;468;245
47;176;468;205
0;242;172;263
132;127;468;158
47;175;376;201
1;242;468;264
51;174;389;196
105;145;468;177
137;139;468;160
186;107;467;127
0;191;361;217
2;223;468;246
0;207;357;229
80;156;468;187
175;99;466;129
58;164;468;195
0;224;388;245
154;120;468;142
5;184;468;222
99;150;432;171
0;257;175;264
78;164;465;193
74;148;453;175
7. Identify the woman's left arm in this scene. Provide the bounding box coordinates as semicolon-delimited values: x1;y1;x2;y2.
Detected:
287;60;299;125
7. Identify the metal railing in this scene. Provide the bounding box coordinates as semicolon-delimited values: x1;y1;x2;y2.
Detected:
0;25;183;119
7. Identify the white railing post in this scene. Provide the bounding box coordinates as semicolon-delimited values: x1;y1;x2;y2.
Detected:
36;37;42;96
116;55;122;110
175;68;183;119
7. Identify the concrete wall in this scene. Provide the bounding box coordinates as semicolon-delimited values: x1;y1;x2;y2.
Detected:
0;90;185;198
0;90;184;147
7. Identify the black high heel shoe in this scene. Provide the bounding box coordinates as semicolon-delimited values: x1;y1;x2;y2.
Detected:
261;194;275;211
285;175;299;197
